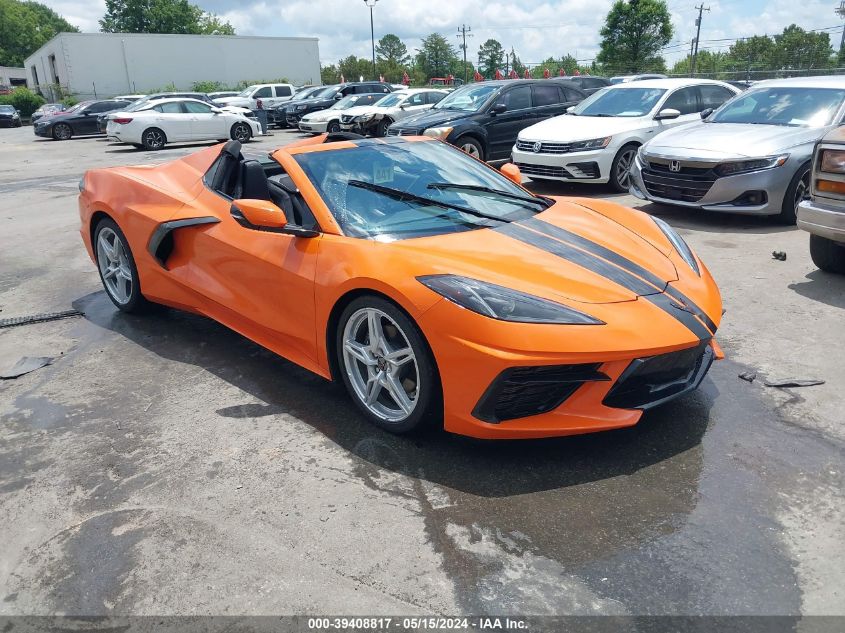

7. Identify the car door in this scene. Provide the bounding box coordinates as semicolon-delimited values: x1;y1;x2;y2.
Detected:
530;84;570;125
486;85;534;159
151;101;192;141
401;92;429;118
658;86;704;131
183;100;227;139
78;102;109;134
270;85;292;108
176;159;321;370
250;86;273;109
697;84;738;114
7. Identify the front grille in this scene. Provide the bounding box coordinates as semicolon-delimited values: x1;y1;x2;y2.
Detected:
641;167;718;203
516;139;573;154
515;162;570;179
340;114;354;124
603;342;714;410
387;127;418;137
474;363;609;423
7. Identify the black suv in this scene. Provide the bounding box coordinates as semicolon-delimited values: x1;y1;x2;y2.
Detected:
386;80;586;161
281;82;394;127
552;75;611;96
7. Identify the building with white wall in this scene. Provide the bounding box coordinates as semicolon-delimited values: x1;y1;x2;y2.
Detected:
24;32;320;101
0;66;29;90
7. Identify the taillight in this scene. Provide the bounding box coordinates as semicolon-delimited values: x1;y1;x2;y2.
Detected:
113;118;133;124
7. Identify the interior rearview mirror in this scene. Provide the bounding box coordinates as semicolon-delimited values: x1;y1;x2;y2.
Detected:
231;199;287;230
491;102;507;115
500;163;522;185
654;108;681;120
700;108;714;120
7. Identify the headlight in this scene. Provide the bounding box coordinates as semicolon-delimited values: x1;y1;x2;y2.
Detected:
295;104;307;111
637;146;650;167
422;126;454;139
652;217;700;276
357;113;376;122
417;274;604;325
569;136;612;151
714;155;788;177
820;149;845;174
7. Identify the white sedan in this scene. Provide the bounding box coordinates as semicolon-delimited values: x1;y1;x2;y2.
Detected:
511;78;740;191
105;98;261;150
297;93;388;134
339;88;447;136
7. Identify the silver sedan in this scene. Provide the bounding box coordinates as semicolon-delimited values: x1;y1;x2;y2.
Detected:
629;76;845;223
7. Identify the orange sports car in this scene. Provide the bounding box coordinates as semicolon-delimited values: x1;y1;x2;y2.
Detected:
79;134;723;439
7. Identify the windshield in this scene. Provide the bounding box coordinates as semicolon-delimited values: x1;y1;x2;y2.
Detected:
238;85;258;97
292;87;320;101
376;93;405;108
434;84;498;112
294;141;539;240
312;86;338;99
572;87;666;117
331;96;358;109
65;102;88;113
710;87;845;127
0;105;14;112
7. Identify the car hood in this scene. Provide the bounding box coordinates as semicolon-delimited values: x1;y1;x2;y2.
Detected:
645;122;829;159
394;108;471;129
303;108;346;121
385;198;679;305
338;105;375;117
519;113;649;141
214;96;248;105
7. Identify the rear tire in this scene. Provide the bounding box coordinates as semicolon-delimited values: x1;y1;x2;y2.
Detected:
778;163;810;225
93;218;150;313
52;123;72;140
609;143;638;192
142;127;166;150
809;234;845;274
231;122;252;143
336;296;441;434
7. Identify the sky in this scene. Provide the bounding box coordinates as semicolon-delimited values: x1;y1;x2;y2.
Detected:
46;0;844;68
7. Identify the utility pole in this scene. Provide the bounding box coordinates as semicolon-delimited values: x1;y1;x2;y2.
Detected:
836;1;845;61
363;0;379;80
691;4;710;75
457;24;473;83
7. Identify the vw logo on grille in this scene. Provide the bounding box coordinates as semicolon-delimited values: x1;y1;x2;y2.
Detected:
669;160;682;172
532;141;542;153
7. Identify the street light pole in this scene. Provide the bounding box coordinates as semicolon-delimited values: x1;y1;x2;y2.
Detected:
364;0;378;80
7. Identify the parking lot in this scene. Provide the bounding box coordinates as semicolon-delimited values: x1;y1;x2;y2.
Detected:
0;127;843;616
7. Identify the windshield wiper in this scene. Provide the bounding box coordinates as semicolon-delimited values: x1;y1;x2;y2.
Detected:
427;182;550;209
348;180;512;224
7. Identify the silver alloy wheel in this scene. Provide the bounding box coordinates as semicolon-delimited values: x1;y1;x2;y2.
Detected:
461;141;481;158
54;124;71;140
342;307;419;422
96;227;132;305
233;123;250;142
143;128;165;149
615;148;636;188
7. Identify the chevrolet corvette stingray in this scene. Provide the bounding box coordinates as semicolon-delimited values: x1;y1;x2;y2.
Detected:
79;134;723;439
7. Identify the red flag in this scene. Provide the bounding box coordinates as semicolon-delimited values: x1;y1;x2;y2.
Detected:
494;69;503;80
574;69;581;76
523;69;531;79
402;71;410;85
543;67;550;79
508;69;518;79
558;68;566;76
474;71;483;82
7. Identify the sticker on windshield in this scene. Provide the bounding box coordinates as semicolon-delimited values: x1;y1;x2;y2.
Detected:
373;162;394;184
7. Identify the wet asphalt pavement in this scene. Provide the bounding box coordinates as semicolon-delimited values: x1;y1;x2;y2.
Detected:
0;128;843;621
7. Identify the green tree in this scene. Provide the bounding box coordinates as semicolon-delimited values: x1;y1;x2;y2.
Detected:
376;34;410;82
530;54;580;78
0;86;45;117
597;0;673;74
773;25;833;70
415;33;458;80
320;63;339;85
0;0;79;67
477;38;504;78
337;55;373;82
100;0;234;35
508;48;526;76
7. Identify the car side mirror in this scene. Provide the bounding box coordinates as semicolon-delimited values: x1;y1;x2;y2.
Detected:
700;108;714;120
231;199;287;230
334;93;343;100
211;107;223;114
491;102;507;115
654;108;681;120
500;163;522;185
566;105;575;113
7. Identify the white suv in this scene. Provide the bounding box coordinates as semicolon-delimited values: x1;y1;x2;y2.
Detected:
214;84;295;109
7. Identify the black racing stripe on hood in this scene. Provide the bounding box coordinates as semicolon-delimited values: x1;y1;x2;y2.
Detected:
496;223;713;342
524;217;718;335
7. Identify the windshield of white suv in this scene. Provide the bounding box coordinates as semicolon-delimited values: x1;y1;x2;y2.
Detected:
572;87;666;117
375;93;406;108
331;96;358;110
434;84;499;112
710;87;845;127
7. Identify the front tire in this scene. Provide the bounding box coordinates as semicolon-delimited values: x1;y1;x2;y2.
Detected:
52;123;72;140
778;163;810;225
376;118;392;137
336;296;441;434
457;136;484;161
809;235;845;274
326;120;340;134
231;122;252;143
142;127;166;150
94;218;149;313
609;143;638;192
